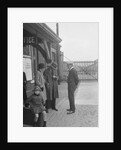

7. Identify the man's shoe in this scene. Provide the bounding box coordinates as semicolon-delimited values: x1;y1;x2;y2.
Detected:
67;111;75;114
66;109;71;111
52;108;58;111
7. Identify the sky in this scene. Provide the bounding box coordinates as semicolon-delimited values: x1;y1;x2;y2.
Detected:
46;23;98;62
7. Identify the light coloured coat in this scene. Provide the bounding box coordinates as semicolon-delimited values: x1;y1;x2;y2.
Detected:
35;71;47;102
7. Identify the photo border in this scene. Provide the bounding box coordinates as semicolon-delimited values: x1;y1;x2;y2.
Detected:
5;6;115;144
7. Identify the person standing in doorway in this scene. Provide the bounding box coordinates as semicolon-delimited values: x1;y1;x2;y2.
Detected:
23;71;27;105
67;63;79;114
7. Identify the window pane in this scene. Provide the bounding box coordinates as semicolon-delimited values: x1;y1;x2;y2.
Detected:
23;45;29;56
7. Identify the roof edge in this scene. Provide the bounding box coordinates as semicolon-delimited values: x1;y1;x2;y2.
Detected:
36;23;62;43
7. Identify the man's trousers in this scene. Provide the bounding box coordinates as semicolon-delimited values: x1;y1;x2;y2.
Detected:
68;86;76;112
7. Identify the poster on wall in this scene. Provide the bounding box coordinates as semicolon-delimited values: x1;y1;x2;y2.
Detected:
23;57;32;81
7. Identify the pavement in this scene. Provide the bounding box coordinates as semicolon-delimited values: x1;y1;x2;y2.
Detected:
46;81;98;127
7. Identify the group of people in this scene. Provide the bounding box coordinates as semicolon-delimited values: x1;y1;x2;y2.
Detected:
23;61;79;127
23;60;59;127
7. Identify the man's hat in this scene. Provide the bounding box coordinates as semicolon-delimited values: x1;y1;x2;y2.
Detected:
67;62;74;66
46;59;52;68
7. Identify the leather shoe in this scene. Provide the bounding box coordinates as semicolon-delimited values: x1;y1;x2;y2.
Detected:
67;111;75;114
66;109;71;111
52;108;58;111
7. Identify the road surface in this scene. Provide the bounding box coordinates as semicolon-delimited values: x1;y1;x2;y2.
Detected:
47;81;98;127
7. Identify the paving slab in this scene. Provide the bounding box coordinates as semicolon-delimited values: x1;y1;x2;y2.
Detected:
47;81;98;127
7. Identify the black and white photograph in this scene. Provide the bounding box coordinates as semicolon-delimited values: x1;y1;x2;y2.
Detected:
8;8;113;142
23;22;98;127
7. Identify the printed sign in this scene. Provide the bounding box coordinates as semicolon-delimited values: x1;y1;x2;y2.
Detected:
23;57;32;81
23;36;35;44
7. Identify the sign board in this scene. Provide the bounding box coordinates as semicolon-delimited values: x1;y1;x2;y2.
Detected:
23;57;32;81
23;36;35;44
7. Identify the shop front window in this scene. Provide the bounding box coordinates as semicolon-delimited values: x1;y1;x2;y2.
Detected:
23;45;30;56
52;52;56;62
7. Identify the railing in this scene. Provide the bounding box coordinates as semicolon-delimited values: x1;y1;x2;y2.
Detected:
62;60;98;81
74;61;98;80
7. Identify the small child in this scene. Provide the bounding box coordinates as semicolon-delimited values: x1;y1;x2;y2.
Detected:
26;86;47;127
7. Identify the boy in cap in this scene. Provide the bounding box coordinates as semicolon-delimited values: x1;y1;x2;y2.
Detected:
26;85;47;127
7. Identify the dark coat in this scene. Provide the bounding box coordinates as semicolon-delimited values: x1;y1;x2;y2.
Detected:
67;68;79;111
52;77;59;99
23;72;27;102
67;68;79;92
27;94;45;114
44;68;53;100
23;72;27;89
52;69;59;99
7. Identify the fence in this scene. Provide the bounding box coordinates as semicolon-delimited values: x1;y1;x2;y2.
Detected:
62;60;98;81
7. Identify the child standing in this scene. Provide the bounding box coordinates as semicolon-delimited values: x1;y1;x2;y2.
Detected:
26;86;47;127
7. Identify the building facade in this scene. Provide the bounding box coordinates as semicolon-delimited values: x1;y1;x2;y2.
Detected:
23;23;62;97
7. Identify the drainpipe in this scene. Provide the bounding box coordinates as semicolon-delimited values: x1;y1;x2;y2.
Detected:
56;23;61;84
56;23;59;36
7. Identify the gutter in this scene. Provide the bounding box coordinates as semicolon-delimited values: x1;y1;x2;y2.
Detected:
36;23;62;43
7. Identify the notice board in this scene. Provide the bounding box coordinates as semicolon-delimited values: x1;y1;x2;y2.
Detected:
23;57;32;81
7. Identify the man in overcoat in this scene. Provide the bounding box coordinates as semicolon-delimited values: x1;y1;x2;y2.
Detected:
51;62;59;111
67;63;79;114
44;63;53;113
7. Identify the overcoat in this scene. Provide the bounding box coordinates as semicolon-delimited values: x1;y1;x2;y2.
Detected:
44;67;53;100
52;69;59;99
27;94;45;114
35;70;47;102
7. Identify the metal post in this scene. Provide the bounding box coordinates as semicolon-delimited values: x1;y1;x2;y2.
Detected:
56;23;59;36
56;23;61;84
